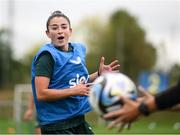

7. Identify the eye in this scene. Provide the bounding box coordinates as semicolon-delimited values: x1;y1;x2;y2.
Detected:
51;27;58;30
61;26;67;29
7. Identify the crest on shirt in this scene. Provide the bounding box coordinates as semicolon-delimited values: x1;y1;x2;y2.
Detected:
69;56;81;64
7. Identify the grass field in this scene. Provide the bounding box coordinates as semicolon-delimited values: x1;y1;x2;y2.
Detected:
0;90;179;134
87;111;180;134
0;111;180;134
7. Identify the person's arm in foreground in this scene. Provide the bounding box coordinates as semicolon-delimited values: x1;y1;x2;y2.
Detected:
103;81;180;130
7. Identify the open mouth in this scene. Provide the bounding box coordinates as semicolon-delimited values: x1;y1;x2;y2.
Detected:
58;36;64;40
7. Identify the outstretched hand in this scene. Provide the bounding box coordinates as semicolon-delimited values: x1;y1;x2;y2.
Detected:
103;96;141;131
103;86;155;132
98;56;120;75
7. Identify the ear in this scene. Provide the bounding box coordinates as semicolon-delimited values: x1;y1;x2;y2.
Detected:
69;28;72;36
46;30;51;38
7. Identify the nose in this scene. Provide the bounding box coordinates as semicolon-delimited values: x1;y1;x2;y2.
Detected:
57;27;63;33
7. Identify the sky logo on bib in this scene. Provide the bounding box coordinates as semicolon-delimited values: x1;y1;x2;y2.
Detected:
69;56;81;64
69;74;89;87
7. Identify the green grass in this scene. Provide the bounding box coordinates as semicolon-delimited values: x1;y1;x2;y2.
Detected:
0;111;180;134
91;120;180;134
87;111;180;134
0;119;35;134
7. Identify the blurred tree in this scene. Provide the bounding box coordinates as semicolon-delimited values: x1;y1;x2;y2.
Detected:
80;10;157;82
0;29;37;89
168;63;180;86
21;42;43;81
76;17;106;74
0;29;13;88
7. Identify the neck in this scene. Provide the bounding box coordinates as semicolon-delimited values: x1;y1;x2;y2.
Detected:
53;43;69;52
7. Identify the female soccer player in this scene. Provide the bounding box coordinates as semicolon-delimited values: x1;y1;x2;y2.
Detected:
31;10;120;134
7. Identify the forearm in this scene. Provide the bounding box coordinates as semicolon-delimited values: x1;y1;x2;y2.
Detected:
35;76;89;102
145;96;157;113
143;81;180;114
35;76;76;101
155;82;180;110
37;88;76;101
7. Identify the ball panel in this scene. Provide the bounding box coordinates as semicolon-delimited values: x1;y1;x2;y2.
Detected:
89;72;137;115
89;75;107;114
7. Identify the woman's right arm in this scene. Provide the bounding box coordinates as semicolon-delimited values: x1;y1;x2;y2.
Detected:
35;76;90;102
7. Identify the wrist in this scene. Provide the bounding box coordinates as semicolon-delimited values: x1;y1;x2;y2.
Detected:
138;101;150;116
138;96;157;116
146;96;157;112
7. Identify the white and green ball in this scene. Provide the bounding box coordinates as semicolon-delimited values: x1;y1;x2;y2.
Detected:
89;72;137;115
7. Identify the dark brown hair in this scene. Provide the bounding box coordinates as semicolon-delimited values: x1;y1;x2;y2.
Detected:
46;11;71;31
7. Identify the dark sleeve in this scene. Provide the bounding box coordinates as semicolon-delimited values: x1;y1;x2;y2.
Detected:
155;81;180;110
34;52;54;78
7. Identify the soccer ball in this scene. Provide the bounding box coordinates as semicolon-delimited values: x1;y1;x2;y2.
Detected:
88;72;137;115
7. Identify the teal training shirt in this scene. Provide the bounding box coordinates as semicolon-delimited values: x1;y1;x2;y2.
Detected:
35;45;73;78
34;52;54;78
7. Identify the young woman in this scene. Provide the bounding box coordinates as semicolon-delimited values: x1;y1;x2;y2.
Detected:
31;10;120;134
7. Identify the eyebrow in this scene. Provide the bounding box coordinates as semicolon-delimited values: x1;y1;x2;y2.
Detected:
49;23;68;27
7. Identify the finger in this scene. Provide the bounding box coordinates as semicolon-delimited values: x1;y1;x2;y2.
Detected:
86;83;95;87
107;120;117;129
103;110;122;119
100;56;105;65
85;92;89;96
99;57;105;75
120;95;134;105
85;83;91;87
118;123;125;132
107;116;125;129
109;60;119;67
84;89;90;96
127;122;131;130
111;64;120;70
79;80;86;84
